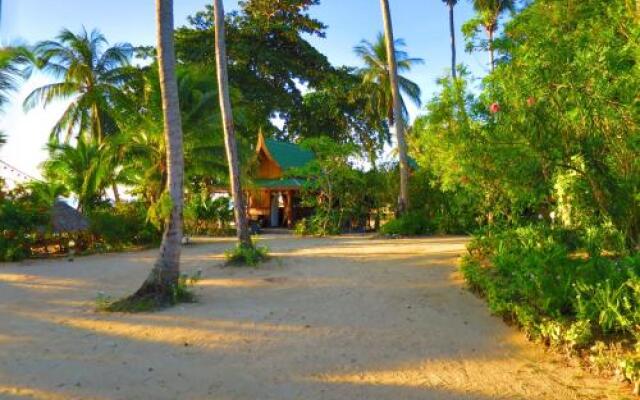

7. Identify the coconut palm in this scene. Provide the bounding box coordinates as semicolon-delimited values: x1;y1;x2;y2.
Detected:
0;46;32;110
24;28;134;144
43;139;109;212
354;32;423;126
470;0;515;71
117;66;227;205
442;0;458;78
117;0;186;307
25;180;68;208
213;0;252;248
370;2;423;214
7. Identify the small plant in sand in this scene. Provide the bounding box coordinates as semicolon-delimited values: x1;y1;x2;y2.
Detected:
224;239;269;267
98;270;202;313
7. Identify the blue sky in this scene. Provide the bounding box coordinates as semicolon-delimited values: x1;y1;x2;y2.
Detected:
0;0;488;178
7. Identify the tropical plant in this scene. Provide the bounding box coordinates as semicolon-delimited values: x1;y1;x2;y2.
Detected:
354;32;423;125
213;0;252;250
43;139;109;212
464;0;515;71
24;28;135;144
356;20;423;214
0;46;32;110
25;180;68;207
292;137;364;236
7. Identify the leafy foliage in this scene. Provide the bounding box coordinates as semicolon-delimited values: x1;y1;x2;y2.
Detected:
380;211;432;236
88;202;161;250
0;46;33;110
26;28;136;143
224;241;269;266
291;137;367;236
184;194;233;235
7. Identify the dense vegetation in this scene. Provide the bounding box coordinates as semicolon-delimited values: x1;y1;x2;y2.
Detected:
1;0;640;391
407;0;640;391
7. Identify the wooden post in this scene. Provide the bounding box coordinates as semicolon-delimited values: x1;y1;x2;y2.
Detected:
285;191;294;228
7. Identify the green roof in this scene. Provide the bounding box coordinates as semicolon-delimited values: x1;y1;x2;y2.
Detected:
265;139;314;171
253;178;307;189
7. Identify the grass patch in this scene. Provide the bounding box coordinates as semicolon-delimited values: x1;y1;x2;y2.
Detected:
224;241;269;266
97;270;201;313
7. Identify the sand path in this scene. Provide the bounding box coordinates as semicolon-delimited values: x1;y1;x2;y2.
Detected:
0;235;625;399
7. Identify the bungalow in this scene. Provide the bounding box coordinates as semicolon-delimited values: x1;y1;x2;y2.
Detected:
246;133;314;228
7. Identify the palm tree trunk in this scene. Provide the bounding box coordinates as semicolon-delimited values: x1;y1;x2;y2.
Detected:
112;183;121;204
449;2;457;79
213;0;251;248
488;28;495;72
93;103;103;144
133;0;184;299
380;0;410;215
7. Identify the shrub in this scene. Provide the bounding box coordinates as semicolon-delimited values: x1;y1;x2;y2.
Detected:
225;241;269;266
293;213;341;237
462;223;640;365
88;202;161;249
380;211;433;236
184;194;234;236
0;197;47;261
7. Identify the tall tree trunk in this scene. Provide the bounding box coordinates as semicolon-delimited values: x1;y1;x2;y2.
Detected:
132;0;184;299
112;183;120;204
488;28;495;72
449;2;457;79
213;0;252;248
380;0;409;215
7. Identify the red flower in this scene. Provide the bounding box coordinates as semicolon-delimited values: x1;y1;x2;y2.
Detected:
489;102;501;114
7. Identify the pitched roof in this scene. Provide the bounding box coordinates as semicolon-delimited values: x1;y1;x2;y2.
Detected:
263;138;314;171
50;200;89;233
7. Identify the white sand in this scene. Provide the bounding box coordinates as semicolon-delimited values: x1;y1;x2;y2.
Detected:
0;235;624;399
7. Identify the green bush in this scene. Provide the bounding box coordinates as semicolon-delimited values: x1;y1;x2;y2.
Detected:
88;202;160;249
0;197;47;261
293;213;341;237
380;211;433;236
462;224;640;347
184;194;234;236
224;241;269;266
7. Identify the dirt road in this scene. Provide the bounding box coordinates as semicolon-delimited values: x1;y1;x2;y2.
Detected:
0;235;625;399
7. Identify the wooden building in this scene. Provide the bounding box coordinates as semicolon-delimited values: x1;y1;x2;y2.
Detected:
246;133;314;228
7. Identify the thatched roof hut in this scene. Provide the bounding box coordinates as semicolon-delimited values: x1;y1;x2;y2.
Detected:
50;200;89;234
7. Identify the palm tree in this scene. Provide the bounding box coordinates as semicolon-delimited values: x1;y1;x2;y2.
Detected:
118;66;227;205
0;46;32;110
123;0;185;305
43;139;108;212
354;33;423;126
442;0;458;79
213;0;252;248
470;0;514;71
26;180;68;208
24;28;134;144
377;0;422;214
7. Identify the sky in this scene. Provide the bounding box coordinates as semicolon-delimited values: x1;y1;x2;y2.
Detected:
0;0;488;180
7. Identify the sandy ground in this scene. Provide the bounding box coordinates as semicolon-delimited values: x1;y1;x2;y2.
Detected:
0;235;627;400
